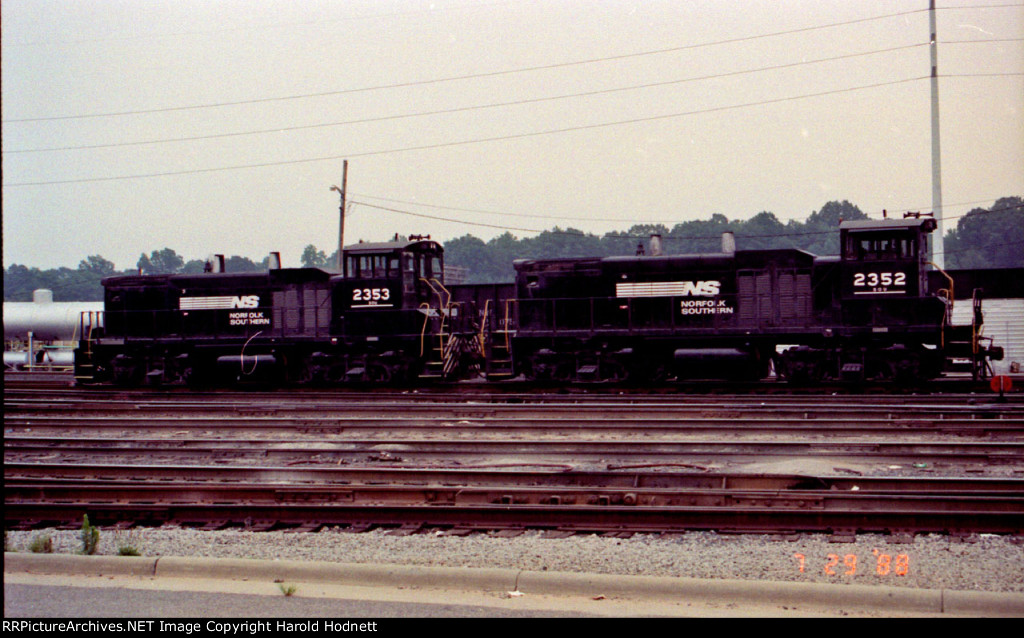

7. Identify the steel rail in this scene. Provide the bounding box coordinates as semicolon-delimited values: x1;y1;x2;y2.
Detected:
9;463;1022;534
6;373;1019;400
9;470;1024;493
6;415;1023;437
7;437;1023;471
6;392;1017;408
7;482;1024;509
6;496;1022;535
7;435;1022;455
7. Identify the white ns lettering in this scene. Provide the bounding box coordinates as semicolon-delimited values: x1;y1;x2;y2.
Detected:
230;295;260;308
681;281;721;296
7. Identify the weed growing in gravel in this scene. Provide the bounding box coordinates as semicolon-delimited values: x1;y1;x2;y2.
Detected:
278;583;298;597
113;528;144;556
29;534;53;553
79;515;100;555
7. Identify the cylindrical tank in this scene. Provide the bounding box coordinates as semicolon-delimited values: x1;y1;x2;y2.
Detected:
3;291;104;341
4;349;76;370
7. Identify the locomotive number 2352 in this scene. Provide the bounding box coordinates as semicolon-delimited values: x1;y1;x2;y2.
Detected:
853;271;906;288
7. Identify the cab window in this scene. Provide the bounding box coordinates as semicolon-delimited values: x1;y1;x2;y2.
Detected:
845;233;917;261
348;254;394;278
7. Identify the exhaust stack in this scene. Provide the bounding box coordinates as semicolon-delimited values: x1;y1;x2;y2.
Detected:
649;234;663;257
721;232;736;255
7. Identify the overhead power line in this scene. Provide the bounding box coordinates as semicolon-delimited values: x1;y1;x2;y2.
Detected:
352;194;1024;227
4;75;928;187
4;42;933;154
4;43;931;154
352;199;1023;241
2;8;931;123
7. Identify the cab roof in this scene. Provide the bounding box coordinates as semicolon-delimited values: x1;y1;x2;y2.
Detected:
840;217;937;233
342;237;443;254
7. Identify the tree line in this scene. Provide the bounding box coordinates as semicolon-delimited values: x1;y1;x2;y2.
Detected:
5;198;1021;301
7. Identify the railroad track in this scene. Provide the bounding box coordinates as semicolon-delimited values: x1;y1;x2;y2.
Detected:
7;370;1020;398
6;466;1023;536
8;397;1022;422
6;414;1023;439
5;383;1023;537
7;435;1024;469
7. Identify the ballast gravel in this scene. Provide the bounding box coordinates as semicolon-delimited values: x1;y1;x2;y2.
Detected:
7;528;1022;594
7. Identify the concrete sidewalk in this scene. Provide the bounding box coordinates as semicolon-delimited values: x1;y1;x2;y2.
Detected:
5;553;1023;617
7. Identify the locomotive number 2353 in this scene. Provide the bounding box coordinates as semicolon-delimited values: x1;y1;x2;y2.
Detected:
352;288;391;302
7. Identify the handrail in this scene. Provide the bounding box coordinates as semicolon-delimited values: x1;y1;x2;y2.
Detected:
503;298;518;353
971;289;984;356
927;262;954;348
418;303;432;357
479;299;492;352
419;278;453;366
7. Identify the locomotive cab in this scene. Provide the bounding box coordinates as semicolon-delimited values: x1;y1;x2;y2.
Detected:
819;215;949;381
326;235;465;381
840;216;933;299
838;216;946;330
339;235;445;313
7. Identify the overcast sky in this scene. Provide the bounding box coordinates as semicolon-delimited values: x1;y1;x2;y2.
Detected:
3;0;1022;270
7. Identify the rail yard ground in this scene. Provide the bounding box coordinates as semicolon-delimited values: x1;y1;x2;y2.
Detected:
4;373;1023;617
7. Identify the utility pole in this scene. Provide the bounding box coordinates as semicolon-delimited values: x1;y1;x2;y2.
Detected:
930;0;945;268
330;160;348;271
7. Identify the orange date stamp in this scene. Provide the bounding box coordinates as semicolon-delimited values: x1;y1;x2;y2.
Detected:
793;550;910;577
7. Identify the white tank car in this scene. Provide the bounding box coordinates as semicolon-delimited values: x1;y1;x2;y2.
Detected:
4;289;103;369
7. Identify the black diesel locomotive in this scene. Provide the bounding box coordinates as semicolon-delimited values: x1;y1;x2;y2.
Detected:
75;216;1003;386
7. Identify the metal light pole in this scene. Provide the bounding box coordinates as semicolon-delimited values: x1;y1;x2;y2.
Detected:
930;0;945;268
330;160;348;271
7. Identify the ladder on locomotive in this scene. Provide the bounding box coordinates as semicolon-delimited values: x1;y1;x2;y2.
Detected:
480;298;517;380
74;310;104;383
418;278;460;380
939;282;994;380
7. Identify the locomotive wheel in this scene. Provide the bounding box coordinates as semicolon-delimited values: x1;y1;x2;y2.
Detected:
600;360;629;383
777;348;825;385
111;356;144;386
889;356;920;384
289;359;315;386
365;363;393;384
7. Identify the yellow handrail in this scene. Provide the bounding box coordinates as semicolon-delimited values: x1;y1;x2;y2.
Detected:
418;303;432;357
418;278;453;365
503;298;518;354
927;262;954;348
479;299;491;352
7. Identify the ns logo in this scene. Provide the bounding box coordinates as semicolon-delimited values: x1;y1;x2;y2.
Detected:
681;281;721;296
231;295;260;308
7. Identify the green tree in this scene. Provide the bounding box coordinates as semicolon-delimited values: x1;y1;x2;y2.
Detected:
944;197;1024;268
225;255;261;272
137;248;184;275
181;259;209;274
77;255;116;276
301;244;328;268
